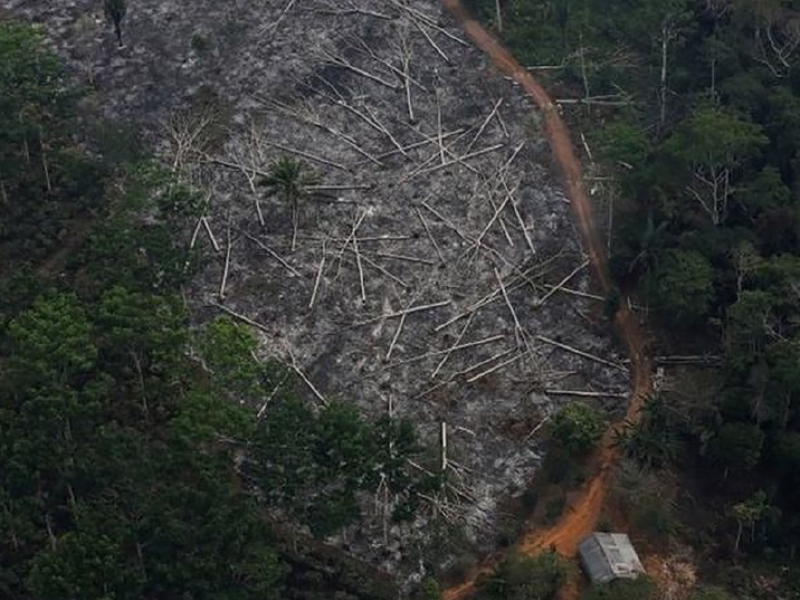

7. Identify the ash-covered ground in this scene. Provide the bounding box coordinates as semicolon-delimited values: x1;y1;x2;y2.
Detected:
4;0;629;585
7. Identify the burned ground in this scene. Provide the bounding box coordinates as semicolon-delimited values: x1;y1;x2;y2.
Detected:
3;0;628;585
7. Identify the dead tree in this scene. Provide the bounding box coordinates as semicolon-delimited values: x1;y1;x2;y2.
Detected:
658;14;681;131
756;18;800;78
104;0;127;48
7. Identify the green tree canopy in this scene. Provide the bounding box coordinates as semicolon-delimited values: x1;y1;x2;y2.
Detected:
479;551;568;600
580;577;657;600
550;402;606;455
652;249;715;325
707;422;765;472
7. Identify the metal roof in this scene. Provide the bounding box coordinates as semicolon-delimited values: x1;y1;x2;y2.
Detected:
579;532;645;584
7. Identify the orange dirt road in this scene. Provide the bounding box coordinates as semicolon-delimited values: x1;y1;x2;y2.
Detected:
441;2;653;599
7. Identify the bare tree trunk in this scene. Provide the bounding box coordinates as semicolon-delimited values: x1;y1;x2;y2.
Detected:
131;350;150;422
67;483;79;520
734;519;743;554
659;22;669;131
45;512;57;550
495;0;503;33
136;541;148;578
40;128;52;194
711;56;717;102
440;422;448;472
579;36;590;114
291;198;299;252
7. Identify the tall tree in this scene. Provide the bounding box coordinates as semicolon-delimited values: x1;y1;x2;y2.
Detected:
663;107;767;226
260;156;318;251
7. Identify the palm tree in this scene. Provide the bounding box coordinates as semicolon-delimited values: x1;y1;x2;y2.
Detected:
260;156;318;251
628;212;667;277
104;0;127;48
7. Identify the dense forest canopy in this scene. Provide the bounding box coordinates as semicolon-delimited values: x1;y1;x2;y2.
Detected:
465;0;800;596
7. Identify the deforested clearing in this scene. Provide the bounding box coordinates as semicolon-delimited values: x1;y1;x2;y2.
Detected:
3;0;627;584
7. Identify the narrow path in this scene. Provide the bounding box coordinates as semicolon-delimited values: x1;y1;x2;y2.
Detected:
441;2;653;598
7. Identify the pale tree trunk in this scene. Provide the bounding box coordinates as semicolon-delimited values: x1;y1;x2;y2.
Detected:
659;22;669;131
734;519;743;554
67;483;78;520
495;0;503;33
45;512;57;550
39;127;52;194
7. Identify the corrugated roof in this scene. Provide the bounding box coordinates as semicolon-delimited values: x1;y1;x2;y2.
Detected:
579;532;645;584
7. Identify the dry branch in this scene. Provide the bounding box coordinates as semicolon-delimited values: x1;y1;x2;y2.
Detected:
465;98;503;154
466;349;531;383
211;302;270;334
523;416;551;442
414;19;449;62
536;260;588;306
309;238;328;309
416;207;445;264
503;180;536;256
287;350;327;405
202;217;221;252
241;231;302;277
333;210;368;278
366;251;434;266
319;46;400;90
495;268;528;350
414;144;504;176
536;335;626;372
266;140;350;172
544;389;628;398
219;212;233;299
354;300;452;326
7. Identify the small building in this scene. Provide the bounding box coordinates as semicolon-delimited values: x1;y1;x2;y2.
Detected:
579;532;645;584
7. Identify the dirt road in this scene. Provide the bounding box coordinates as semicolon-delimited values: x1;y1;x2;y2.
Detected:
441;1;652;598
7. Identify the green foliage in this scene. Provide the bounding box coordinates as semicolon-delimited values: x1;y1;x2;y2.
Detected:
0;21;97;266
198;316;283;402
612;459;677;537
775;432;800;478
595;117;651;193
469;0;800;578
689;586;735;600
580;577;657;600
261;156;318;210
663;107;767;174
251;397;428;537
0;21;65;156
616;395;682;469
414;577;442;600
706;423;764;472
651;249;714;324
6;293;96;389
479;551;568;600
550;402;605;455
0;22;407;600
191;33;211;53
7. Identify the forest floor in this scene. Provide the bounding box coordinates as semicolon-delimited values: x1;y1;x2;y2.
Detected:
440;1;653;598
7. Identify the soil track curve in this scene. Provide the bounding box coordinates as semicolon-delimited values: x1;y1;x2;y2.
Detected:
441;2;653;598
